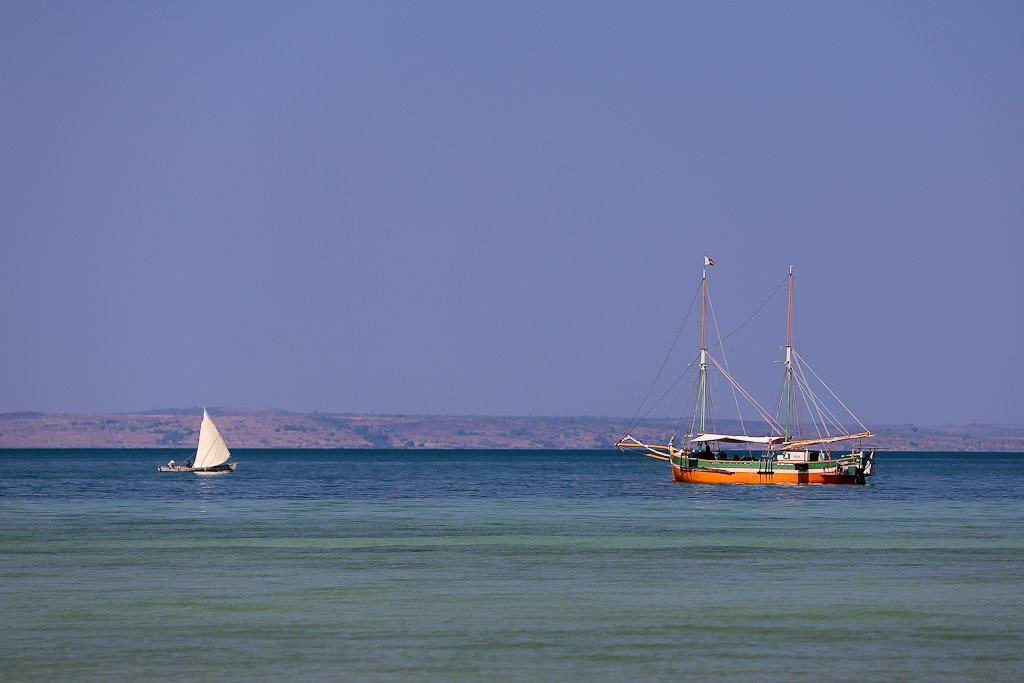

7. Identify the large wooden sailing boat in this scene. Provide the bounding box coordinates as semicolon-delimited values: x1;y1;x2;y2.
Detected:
616;262;876;485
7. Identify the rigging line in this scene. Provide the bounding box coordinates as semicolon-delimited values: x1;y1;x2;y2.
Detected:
706;285;750;451
800;363;854;437
707;354;784;434
794;359;845;435
787;358;817;437
792;349;869;433
792;359;850;436
772;361;788;426
791;364;825;441
711;355;784;436
772;382;787;439
625;448;670;476
629;353;702;433
714;378;721;434
708;274;788;351
790;362;823;438
795;364;830;438
616;441;670;475
621;281;702;438
707;373;717;434
688;371;701;438
680;375;699;428
676;373;700;438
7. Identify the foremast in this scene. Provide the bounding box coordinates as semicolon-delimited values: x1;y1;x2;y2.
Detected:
616;258;784;462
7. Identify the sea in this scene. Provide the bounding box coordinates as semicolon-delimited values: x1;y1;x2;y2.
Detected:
1;450;1022;681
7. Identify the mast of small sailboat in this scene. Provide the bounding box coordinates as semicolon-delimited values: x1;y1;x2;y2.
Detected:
784;265;795;440
697;268;709;435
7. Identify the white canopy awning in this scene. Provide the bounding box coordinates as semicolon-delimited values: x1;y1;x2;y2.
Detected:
779;431;874;450
690;433;784;445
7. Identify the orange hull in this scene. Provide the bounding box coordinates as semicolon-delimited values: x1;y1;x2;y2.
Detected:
672;465;863;485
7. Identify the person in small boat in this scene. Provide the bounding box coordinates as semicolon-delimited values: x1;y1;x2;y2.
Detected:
167;459;176;469
186;460;193;468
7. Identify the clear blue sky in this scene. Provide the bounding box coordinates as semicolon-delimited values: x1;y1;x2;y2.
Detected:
1;1;1021;425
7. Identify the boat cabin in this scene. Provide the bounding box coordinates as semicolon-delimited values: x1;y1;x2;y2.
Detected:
777;450;826;463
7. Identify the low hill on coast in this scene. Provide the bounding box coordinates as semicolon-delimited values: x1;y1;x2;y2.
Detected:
0;411;1021;451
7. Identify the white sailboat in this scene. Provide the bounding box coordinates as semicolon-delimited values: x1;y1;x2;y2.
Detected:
157;409;237;473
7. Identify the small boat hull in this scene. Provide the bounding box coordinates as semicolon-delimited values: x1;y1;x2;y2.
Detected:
157;463;237;473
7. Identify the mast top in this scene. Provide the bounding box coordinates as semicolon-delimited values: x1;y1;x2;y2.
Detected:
785;265;794;349
699;266;708;351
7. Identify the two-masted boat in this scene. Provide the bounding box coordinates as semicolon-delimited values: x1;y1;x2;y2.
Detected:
617;261;876;485
157;409;236;474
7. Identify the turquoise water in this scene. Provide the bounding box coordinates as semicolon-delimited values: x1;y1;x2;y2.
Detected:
1;450;1022;680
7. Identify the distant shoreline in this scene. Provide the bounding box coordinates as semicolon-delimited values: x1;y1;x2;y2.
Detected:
0;411;1021;452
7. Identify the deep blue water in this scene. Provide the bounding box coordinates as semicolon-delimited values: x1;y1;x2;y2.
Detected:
1;450;1023;680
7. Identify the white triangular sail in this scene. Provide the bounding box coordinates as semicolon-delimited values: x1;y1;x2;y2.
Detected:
193;409;230;469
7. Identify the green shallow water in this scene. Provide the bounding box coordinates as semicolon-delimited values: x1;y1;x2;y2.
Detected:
1;450;1022;680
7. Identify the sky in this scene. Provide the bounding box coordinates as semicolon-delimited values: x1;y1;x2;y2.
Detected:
1;1;1021;425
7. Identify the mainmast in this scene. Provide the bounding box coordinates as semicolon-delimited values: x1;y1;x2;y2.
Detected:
697;267;709;435
783;265;794;440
